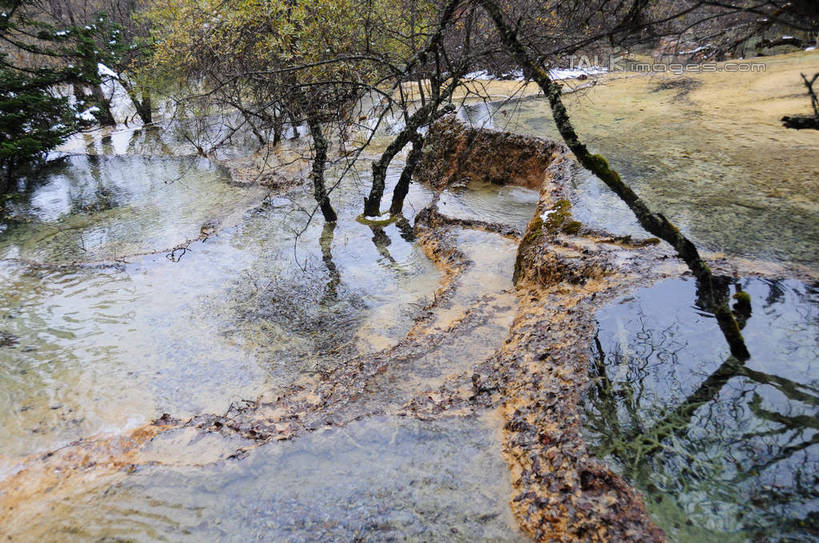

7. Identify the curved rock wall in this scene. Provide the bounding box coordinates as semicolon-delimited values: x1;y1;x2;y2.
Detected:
417;115;672;542
416;115;562;190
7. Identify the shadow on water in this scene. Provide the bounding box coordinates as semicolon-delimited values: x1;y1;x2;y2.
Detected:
582;277;818;542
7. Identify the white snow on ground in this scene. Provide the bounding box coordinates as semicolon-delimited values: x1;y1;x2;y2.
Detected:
464;70;495;80
680;45;712;54
548;66;607;79
464;66;607;82
806;47;816;51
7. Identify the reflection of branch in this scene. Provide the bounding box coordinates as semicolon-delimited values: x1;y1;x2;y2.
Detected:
740;367;819;407
368;224;396;264
587;333;625;439
733;433;819;486
590;289;818;494
632;355;742;456
748;393;819;431
394;216;415;242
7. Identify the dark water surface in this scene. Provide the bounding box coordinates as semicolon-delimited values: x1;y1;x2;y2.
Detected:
583;278;818;542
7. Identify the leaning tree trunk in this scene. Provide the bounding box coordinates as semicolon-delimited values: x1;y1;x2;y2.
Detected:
476;0;750;360
364;104;434;216
389;133;424;215
0;167;12;194
120;79;153;125
782;72;819;130
364;100;456;217
272;110;285;146
74;83;116;126
289;111;301;139
362;0;462;217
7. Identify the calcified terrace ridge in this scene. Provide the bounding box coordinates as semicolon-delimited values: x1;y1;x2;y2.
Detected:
1;116;810;542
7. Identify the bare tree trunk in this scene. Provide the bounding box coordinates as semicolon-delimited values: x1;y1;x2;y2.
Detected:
782;72;819;129
119;78;153;125
242;112;267;146
320;221;340;301
74;83;116;125
305;114;338;223
476;0;750;360
272;110;284;146
805;73;819;118
1;169;12;194
364;101;454;217
289;111;301;139
135;88;152;125
364;114;426;216
361;0;462;216
389;133;424;215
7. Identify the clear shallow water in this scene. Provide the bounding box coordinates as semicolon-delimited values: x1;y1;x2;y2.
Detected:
437;180;540;231
582;277;818;542
0;146;448;458
461;84;819;268
11;416;525;542
1;154;266;263
3;78;816;541
0;129;532;543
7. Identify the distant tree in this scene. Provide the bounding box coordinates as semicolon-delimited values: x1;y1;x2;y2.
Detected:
0;0;110;189
0;57;79;191
33;0;156;124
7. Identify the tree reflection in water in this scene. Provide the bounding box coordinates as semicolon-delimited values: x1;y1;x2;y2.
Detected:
582;278;818;542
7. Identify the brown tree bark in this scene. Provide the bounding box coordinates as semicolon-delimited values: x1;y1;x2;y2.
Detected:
305;114;338;223
389;133;424;215
364;105;435;216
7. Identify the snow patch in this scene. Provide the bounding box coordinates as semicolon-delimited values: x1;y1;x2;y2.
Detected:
679;45;713;54
464;70;494;81
549;66;607;80
98;63;119;79
77;106;100;121
465;66;606;82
